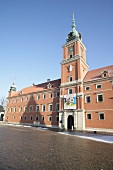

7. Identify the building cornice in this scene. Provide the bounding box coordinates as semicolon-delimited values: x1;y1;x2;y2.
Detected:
62;39;87;50
83;77;113;85
60;79;83;88
61;55;89;68
7;87;60;99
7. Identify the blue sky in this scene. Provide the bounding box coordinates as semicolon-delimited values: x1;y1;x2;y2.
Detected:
0;0;113;98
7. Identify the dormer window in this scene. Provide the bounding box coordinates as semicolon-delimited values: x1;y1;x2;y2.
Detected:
101;70;109;78
47;83;52;89
104;73;106;77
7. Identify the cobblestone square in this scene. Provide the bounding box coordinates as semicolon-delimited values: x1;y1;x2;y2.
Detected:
0;125;113;170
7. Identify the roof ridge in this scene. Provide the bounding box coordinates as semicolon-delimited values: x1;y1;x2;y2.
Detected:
88;64;113;72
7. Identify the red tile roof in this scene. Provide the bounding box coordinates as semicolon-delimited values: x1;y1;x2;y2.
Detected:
11;79;61;97
84;65;113;82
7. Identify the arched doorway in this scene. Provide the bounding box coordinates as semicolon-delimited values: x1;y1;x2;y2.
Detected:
67;115;74;129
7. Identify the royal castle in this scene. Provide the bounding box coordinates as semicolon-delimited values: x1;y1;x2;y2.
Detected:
4;13;113;133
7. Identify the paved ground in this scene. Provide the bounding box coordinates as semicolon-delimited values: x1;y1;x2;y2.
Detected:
0;124;113;170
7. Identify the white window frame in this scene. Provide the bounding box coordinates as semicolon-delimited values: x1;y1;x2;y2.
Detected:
30;115;33;121
48;115;52;122
104;73;106;77
37;94;40;100
42;104;46;112
24;115;26;120
10;107;13;113
98;112;104;120
35;115;38;121
68;88;72;94
96;84;102;89
43;93;46;99
49;92;53;98
36;105;40;112
85;86;90;90
49;104;53;111
56;115;59;122
56;90;60;97
69;54;73;58
56;103;59;111
29;105;33;112
41;115;44;121
85;95;91;103
69;76;73;82
19;106;22;112
24;106;27;112
14;107;16;112
86;113;92;120
26;96;28;101
20;116;22;120
97;93;103;102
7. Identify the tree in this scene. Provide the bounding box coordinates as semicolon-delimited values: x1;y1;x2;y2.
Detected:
0;96;6;112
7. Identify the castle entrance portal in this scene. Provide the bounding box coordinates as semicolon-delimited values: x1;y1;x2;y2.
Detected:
67;115;74;129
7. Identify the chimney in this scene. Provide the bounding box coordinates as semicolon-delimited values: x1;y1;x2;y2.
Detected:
47;79;50;82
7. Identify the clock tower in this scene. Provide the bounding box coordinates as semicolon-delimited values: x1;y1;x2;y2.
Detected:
59;13;89;130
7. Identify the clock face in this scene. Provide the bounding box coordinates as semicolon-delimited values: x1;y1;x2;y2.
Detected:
68;46;74;54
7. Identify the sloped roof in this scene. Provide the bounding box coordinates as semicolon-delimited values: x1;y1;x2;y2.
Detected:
11;79;61;97
84;65;113;82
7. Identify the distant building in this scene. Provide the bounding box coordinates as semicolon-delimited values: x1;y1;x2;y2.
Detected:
4;13;113;132
0;112;4;121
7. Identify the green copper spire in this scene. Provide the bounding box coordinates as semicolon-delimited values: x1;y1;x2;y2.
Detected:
72;12;76;32
66;12;81;42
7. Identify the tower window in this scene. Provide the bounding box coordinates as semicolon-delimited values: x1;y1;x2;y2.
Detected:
69;54;72;58
68;89;72;94
68;46;74;54
68;65;72;72
69;76;72;82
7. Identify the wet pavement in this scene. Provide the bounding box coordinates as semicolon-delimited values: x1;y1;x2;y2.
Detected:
0;124;113;170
